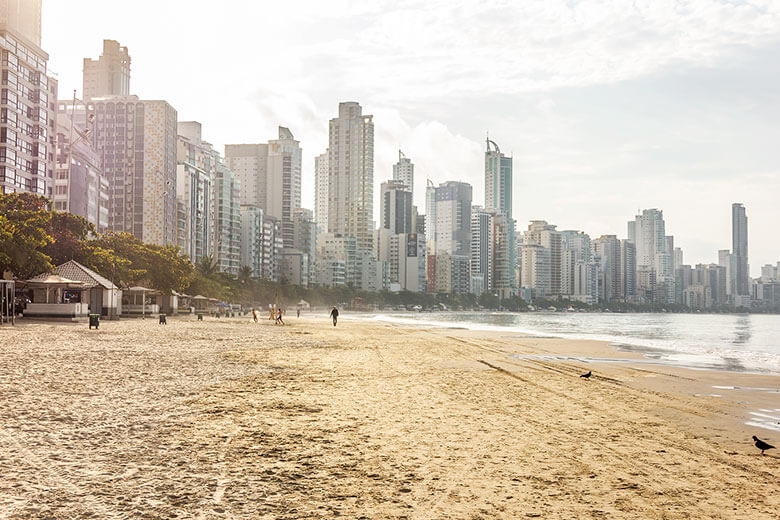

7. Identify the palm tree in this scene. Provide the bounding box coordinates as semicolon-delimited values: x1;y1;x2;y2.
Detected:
238;265;253;285
196;255;218;276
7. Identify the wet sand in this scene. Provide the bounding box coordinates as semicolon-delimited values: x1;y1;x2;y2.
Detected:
0;315;778;519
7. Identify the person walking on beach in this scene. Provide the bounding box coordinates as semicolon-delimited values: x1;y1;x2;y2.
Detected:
297;308;301;318
252;308;258;323
330;306;339;327
276;308;284;325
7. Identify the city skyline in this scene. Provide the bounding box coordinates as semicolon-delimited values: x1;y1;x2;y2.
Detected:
37;1;780;275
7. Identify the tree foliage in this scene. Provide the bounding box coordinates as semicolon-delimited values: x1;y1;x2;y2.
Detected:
0;193;54;278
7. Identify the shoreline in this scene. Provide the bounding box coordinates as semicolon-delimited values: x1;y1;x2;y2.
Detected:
1;316;778;517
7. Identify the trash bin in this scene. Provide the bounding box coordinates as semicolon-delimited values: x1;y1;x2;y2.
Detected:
197;313;203;321
89;313;100;330
159;313;167;325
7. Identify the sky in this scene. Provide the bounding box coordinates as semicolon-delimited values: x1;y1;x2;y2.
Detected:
42;0;780;275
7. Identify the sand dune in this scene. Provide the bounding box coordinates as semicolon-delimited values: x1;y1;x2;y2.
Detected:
0;316;778;518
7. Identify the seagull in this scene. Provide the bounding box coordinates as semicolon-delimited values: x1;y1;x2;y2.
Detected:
753;435;775;455
580;371;591;379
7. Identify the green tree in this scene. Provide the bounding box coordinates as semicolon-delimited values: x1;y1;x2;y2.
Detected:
0;193;54;278
42;211;95;265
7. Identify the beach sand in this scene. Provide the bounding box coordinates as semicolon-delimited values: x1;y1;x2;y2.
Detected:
0;315;778;519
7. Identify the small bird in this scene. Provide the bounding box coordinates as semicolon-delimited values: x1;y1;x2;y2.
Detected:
753;435;775;455
580;371;592;379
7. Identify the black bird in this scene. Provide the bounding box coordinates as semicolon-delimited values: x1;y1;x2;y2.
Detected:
580;371;592;379
753;435;775;455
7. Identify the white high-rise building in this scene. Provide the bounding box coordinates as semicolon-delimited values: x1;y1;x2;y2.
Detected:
327;102;374;251
82;40;130;100
471;206;492;294
314;150;328;234
732;203;749;297
0;1;57;197
225;127;302;250
525;221;562;296
176;121;216;263
392;150;414;195
631;208;673;303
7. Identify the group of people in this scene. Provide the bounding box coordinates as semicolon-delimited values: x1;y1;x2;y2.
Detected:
248;306;340;327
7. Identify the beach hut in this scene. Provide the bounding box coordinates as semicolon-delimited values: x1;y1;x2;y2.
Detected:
297;299;310;310
191;295;210;313
53;260;121;318
23;274;87;319
122;286;161;316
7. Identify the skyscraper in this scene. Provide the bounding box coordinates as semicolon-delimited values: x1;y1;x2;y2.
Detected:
0;0;41;45
76;96;177;245
392;150;414;195
0;1;57;196
380;179;412;235
82;40;130;100
176;121;216;263
225;127;302;250
314;150;328;234
732;203;749;296
524;221;562;296
631;208;673;303
327;102;374;251
426;181;472;256
485;138;512;218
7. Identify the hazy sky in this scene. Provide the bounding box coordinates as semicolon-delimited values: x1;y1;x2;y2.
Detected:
43;0;780;274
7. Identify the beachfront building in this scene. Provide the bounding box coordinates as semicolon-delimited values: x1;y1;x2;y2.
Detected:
629;208;674;304
0;4;58;197
54;111;109;233
176;121;216;264
213;160;241;274
425;180;472;294
520;242;551;298
380;179;413;235
392;150;414;194
225;127;302;251
326;102;374;252
240;204;264;277
82;39;130;100
524;221;561;296
561;230;597;303
731;203;750;299
592;235;622;303
314;150;328;235
62;96;178;246
471;206;492;294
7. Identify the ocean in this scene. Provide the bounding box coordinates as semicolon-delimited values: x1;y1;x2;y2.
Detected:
363;311;780;375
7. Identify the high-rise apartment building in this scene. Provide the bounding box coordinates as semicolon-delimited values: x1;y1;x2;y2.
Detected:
631;208;673;303
326;102;374;251
176;121;216;264
470;206;492;294
240;204;264;277
225;127;302;250
380;179;412;235
82;40;130;100
592;235;621;302
732;203;749;296
525;221;562;296
0;0;41;46
426;180;472;256
0;6;57;196
485;138;512;218
214;160;241;274
392;150;414;194
314;150;328;234
54;111;108;232
69;96;177;245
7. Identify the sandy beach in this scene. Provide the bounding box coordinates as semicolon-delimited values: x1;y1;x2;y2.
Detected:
0;315;778;519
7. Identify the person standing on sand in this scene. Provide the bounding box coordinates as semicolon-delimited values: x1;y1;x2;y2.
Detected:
297;308;301;318
330;306;339;327
252;308;258;323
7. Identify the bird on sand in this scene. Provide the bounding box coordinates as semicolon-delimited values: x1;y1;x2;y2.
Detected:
580;371;592;379
753;435;775;455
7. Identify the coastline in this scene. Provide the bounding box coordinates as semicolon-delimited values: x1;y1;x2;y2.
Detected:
0;316;778;518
